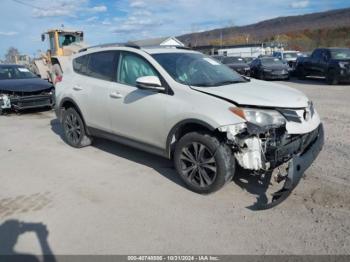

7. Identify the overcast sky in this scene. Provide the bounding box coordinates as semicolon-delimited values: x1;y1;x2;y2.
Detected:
0;0;349;58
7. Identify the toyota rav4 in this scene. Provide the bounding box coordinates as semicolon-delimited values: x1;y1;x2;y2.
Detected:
55;45;324;209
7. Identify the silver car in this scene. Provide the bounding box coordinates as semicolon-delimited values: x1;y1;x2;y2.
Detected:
55;45;324;209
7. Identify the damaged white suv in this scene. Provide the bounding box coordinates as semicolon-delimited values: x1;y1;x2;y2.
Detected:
55;45;324;208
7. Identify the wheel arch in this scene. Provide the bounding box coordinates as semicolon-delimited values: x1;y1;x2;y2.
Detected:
59;98;88;134
165;119;219;159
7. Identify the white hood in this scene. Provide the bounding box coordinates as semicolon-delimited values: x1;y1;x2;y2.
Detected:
191;79;309;108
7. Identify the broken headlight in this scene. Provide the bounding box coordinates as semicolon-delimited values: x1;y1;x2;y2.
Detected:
0;94;11;109
230;107;286;127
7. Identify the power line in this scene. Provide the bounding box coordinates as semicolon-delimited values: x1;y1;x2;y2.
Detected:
12;0;47;11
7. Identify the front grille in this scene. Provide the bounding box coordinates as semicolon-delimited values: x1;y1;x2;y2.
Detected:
0;89;53;97
11;94;53;110
17;98;51;108
272;70;287;74
268;125;321;167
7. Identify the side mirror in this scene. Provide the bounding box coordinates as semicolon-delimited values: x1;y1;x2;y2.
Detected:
136;76;165;92
41;34;45;42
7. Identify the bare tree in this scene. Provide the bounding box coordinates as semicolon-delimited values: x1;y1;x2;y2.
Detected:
5;47;19;64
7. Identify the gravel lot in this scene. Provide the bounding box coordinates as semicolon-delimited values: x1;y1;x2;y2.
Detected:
0;78;349;256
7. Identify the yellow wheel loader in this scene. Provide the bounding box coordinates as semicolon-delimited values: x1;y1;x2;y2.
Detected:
31;29;87;84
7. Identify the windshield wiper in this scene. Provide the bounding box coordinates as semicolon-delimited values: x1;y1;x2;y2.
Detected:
193;79;246;87
193;82;216;87
212;80;245;86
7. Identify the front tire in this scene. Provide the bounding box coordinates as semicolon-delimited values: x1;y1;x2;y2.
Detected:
174;132;235;194
259;71;265;80
62;108;92;148
297;66;306;80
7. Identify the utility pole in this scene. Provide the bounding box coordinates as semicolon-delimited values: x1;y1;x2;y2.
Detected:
220;29;223;47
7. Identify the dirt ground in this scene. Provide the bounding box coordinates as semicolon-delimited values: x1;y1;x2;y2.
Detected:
0;78;349;256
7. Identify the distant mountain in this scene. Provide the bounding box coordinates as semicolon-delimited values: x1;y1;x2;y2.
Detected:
177;8;350;49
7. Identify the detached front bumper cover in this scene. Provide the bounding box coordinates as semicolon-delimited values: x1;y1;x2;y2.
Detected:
250;123;324;210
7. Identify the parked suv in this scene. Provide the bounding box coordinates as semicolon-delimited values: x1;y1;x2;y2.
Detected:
296;48;350;84
55;45;324;209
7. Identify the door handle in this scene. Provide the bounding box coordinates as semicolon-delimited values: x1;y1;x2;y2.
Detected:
73;85;83;91
110;92;123;99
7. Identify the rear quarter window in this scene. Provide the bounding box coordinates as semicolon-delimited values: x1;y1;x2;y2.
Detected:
73;55;89;75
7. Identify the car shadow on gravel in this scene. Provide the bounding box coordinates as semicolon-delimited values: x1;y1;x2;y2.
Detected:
50;119;184;189
50;118;276;209
233;168;276;210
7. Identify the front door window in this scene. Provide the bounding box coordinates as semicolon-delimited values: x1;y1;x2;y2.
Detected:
118;52;158;86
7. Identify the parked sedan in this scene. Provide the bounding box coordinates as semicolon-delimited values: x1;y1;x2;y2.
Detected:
250;57;290;80
0;65;54;114
243;57;254;65
273;50;302;70
211;55;225;62
221;56;251;76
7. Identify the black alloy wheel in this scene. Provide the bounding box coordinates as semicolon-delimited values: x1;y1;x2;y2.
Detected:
62;107;92;148
174;132;235;194
64;111;82;146
179;142;217;188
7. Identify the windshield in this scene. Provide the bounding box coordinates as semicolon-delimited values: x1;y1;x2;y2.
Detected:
152;52;245;87
284;53;298;59
330;49;350;60
244;57;253;62
0;66;37;80
261;57;284;65
222;57;245;64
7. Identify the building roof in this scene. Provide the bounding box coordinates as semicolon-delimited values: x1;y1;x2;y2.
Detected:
131;37;184;47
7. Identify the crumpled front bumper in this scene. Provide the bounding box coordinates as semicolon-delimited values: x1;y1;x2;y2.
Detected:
253;123;324;210
10;94;54;110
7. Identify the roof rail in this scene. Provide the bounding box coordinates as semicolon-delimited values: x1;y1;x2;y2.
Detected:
139;45;190;50
78;43;189;53
79;42;140;53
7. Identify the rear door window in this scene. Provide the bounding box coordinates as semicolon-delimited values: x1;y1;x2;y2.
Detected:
86;51;118;81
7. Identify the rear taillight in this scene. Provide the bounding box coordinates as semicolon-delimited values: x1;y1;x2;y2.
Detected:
55;75;63;84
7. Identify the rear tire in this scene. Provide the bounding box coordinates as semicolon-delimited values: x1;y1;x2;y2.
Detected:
62;107;92;148
174;132;235;194
326;69;339;85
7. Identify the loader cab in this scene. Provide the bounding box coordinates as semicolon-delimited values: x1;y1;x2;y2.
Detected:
41;29;84;56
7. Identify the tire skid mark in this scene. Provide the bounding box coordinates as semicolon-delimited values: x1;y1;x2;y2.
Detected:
0;192;53;218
